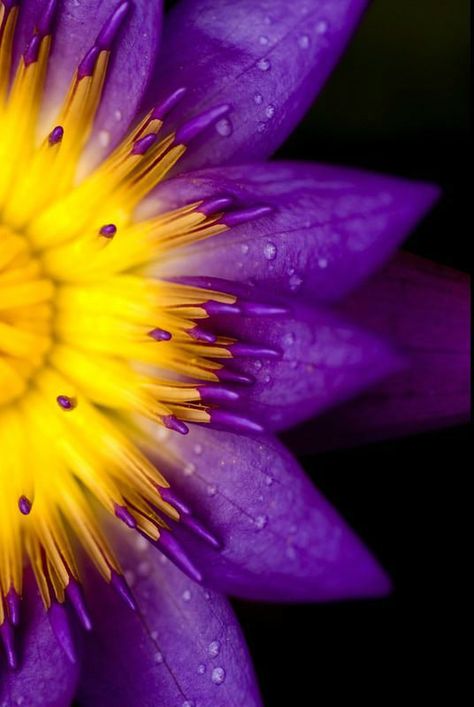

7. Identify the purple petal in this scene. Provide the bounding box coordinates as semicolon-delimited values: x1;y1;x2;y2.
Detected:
151;162;439;301
147;0;368;170
15;0;163;162
284;253;471;452
157;428;391;602
174;277;404;431
0;579;79;706
78;544;262;707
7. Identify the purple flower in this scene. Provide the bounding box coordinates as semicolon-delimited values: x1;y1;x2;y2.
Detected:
0;1;469;705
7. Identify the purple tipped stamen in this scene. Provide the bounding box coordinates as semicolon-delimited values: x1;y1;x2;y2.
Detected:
163;415;189;435
77;1;130;79
18;495;32;515
208;409;264;434
151;87;187;121
99;223;117;238
48;602;77;664
199;385;240;404
239;300;289;317
187;326;217;344
0;620;17;670
229;342;281;359
48;125;64;145
159;487;191;516
221;205;273;228
198;195;234;216
154;528;203;584
110;571;137;611
6;588;21;627
216;367;255;386
132;132;158;155
65;579;93;632
203;300;241;316
56;395;76;410
175;104;230;145
148;327;172;342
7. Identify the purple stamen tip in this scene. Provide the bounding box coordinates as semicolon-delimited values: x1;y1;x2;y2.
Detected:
56;395;76;411
48;125;64;145
199;385;240;404
66;578;93;631
163;415;189;435
209;409;264;434
229;342;281;359
0;621;18;670
97;1;131;50
148;327;172;342
48;602;77;664
187;326;217;344
114;503;137;529
198;196;234;217
110;571;137;611
216;368;255;386
203;300;241;317
175;104;230;145
160;487;191;516
23;34;41;66
151;87;188;121
221;205;273;228
77;46;100;79
181;514;222;550
155;529;203;584
37;0;58;37
132;133;158;155
99;223;117;238
240;301;289;317
18;495;32;515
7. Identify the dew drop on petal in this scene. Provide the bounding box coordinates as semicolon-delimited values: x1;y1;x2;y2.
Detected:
182;702;194;707
259;35;269;45
257;121;267;133
198;663;206;674
215;118;233;137
137;561;151;577
208;640;221;657
318;257;328;269
211;667;226;685
207;484;217;497
257;57;271;71
298;34;310;49
289;273;303;290
193;443;203;455
154;651;164;664
283;332;295;346
263;241;277;260
316;19;328;33
182;589;192;602
241;243;250;254
184;462;196;476
265;104;275;119
265;475;274;486
254;92;263;105
255;514;268;530
114;109;123;122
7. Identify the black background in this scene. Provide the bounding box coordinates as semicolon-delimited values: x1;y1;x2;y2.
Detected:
228;1;470;704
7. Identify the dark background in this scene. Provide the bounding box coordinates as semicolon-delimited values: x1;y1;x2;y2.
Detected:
165;1;471;704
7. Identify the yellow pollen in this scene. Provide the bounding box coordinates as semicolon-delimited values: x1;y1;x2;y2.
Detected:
0;2;233;621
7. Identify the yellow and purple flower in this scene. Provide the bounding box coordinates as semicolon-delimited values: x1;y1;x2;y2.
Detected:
0;0;469;704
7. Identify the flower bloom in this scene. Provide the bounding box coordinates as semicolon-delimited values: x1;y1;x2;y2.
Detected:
0;0;469;704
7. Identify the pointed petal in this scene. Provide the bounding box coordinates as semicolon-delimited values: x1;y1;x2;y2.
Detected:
147;0;368;170
157;427;391;602
78;544;262;707
0;579;80;706
284;253;471;451
152;162;439;301
15;0;163;160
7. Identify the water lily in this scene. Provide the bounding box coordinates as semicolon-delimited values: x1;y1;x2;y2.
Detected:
0;1;469;705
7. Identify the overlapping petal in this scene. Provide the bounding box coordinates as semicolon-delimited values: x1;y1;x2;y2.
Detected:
78;539;262;707
15;0;163;159
148;0;368;171
284;253;471;451
151;162;439;301
0;579;80;706
158;427;391;602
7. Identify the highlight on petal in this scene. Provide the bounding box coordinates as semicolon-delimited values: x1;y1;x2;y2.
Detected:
170;277;404;431
0;577;80;706
78;538;262;707
150;162;440;301
149;0;368;170
152;428;391;603
285;252;471;452
15;0;163;161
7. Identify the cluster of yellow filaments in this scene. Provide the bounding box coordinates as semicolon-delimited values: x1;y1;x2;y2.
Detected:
0;0;262;638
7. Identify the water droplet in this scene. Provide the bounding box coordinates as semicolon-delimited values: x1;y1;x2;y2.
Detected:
98;130;111;148
182;701;194;707
253;359;263;371
257;57;271;71
265;475;274;486
254;92;263;105
135;535;148;552
318;257;328;269
204;591;211;601
257;121;267;133
184;462;196;476
263;374;271;384
154;651;164;664
289;273;303;290
211;667;226;685
263;241;277;260
137;561;151;577
259;35;269;45
298;34;310;49
215;118;233;137
283;332;295;346
194;443;203;455
255;514;268;530
198;663;206;674
151;630;158;640
114;109;123;121
241;243;250;254
264;15;272;25
182;589;192;602
207;484;217;497
316;19;328;34
208;640;221;657
265;104;275;119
